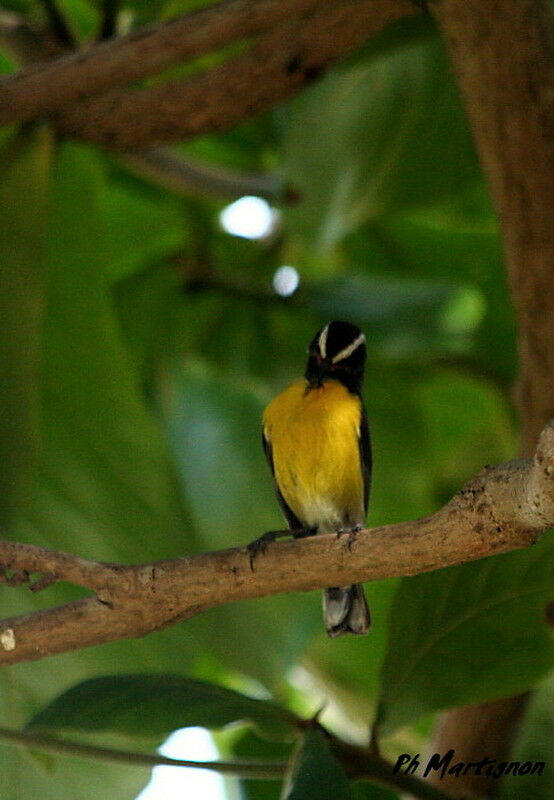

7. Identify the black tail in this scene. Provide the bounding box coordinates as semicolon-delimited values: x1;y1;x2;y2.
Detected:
323;584;371;638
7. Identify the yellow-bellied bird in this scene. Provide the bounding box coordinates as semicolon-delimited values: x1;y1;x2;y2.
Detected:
251;321;371;637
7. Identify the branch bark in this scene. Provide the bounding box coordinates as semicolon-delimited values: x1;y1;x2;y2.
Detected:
433;0;554;455
55;0;415;150
0;0;328;125
0;421;553;667
428;1;554;796
0;0;415;140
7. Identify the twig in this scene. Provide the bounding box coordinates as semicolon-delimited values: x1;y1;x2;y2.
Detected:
0;724;460;798
0;420;552;666
120;147;281;200
0;726;286;779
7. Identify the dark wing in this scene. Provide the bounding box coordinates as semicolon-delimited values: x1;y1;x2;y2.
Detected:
358;404;372;515
262;430;304;531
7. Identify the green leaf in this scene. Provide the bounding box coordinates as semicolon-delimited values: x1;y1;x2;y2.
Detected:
0;125;53;530
307;274;483;359
498;675;554;800
351;781;398;800
367;184;517;383
102;171;184;284
414;371;515;502
227;727;291;800
16;141;192;561
0;742;148;800
28;675;297;741
283;18;479;252
376;535;554;735
283;729;352;800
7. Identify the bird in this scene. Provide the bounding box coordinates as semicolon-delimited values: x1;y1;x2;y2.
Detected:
249;320;371;638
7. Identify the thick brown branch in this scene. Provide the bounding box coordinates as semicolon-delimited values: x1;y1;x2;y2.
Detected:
0;421;553;667
56;0;415;150
0;0;380;126
428;4;554;795
433;0;554;455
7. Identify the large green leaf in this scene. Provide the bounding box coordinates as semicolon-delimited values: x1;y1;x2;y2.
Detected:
414;370;515;503
375;535;554;735
282;729;352;800
0;139;191;799
15;142;192;560
351;781;398;800
0;740;148;800
0;141;201;798
28;674;297;741
0;126;52;530
283;17;479;253
231;727;291;800
374;193;516;382
498;675;554;800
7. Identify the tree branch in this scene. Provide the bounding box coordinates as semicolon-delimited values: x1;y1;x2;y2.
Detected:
0;725;287;779
0;421;553;667
432;0;554;455
56;0;415;150
120;147;281;200
0;723;458;800
0;0;412;128
427;3;554;795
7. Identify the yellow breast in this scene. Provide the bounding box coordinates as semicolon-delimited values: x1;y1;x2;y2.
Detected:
263;378;364;531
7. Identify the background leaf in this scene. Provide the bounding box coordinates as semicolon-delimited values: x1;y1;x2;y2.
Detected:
282;729;352;800
28;675;298;742
498;675;554;800
0;126;52;530
283;17;479;254
376;535;554;734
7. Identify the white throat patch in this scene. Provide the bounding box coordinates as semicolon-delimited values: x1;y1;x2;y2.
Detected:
332;332;366;363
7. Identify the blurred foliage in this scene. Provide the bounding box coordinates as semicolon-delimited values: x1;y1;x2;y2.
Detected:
0;3;552;799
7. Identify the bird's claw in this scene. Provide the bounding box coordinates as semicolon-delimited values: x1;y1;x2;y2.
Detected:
247;527;316;570
335;524;363;550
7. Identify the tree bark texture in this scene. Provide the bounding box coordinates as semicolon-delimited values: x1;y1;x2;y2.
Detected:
0;0;417;149
429;1;554;796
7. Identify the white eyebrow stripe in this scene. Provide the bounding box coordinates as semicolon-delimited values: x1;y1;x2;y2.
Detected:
318;324;330;358
332;332;365;363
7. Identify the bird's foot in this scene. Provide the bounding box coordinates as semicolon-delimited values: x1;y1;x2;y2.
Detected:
335;524;363;550
247;527;314;571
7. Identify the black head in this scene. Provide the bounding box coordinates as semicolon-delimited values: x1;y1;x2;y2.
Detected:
305;321;366;395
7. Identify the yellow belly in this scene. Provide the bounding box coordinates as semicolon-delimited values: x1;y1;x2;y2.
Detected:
263;379;365;531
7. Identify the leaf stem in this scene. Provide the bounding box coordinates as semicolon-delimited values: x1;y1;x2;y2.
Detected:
0;726;287;779
0;724;468;799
